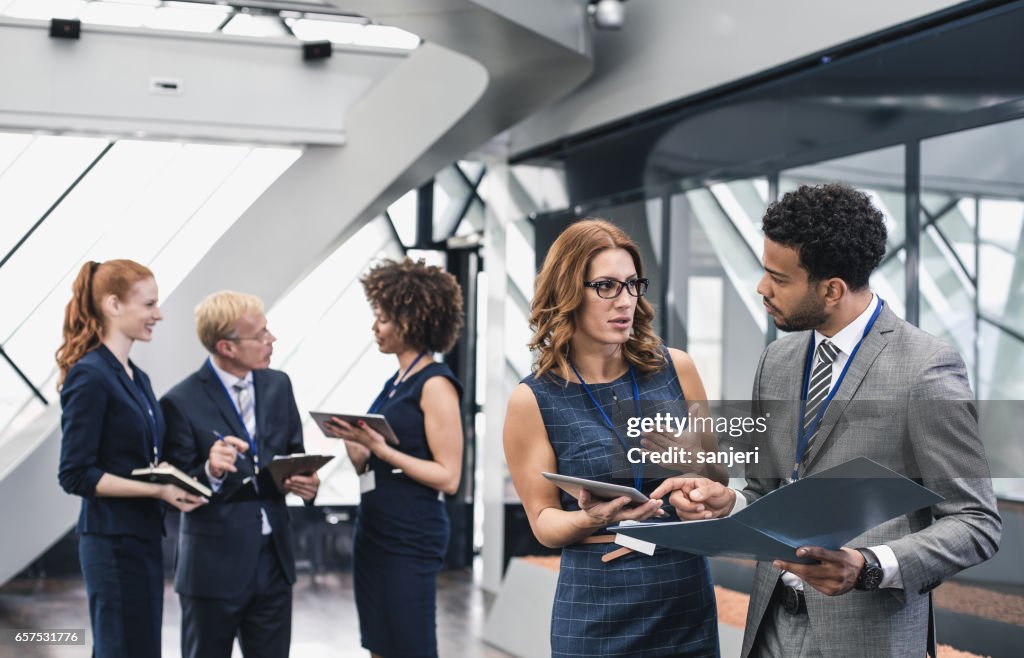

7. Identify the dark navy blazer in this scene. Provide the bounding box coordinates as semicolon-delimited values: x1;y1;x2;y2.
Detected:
160;361;304;599
58;344;166;540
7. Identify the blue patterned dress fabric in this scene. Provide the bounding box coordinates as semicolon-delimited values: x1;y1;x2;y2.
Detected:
522;351;719;657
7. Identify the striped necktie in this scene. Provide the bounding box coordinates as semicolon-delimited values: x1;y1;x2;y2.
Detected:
232;379;256;438
232;378;271;534
802;339;839;457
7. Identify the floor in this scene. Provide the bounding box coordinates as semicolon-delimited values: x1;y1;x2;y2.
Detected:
0;569;513;658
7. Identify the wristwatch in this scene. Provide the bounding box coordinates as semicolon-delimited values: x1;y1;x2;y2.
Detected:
854;547;884;590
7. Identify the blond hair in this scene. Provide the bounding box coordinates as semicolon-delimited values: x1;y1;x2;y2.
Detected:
195;291;265;354
529;219;664;381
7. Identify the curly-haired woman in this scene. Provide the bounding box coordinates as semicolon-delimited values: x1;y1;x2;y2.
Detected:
325;257;464;658
504;219;725;657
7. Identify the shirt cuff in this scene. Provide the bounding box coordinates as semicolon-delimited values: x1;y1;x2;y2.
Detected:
727;488;748;515
204;460;225;493
870;544;903;589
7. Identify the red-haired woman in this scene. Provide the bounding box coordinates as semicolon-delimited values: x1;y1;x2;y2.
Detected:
57;259;205;657
504;219;726;657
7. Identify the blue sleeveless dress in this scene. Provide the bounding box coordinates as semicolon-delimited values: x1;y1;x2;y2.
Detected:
522;352;719;658
354;362;462;658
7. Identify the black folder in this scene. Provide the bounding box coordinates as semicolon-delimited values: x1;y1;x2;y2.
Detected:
611;457;943;564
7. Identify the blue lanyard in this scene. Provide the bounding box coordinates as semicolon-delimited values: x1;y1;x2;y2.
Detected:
133;376;160;466
792;298;884;481
369;351;428;414
569;360;644;492
207;359;260;474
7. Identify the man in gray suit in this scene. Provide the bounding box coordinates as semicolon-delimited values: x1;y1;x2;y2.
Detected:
653;183;1000;657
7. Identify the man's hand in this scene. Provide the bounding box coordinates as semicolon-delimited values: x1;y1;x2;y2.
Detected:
648;477;736;519
208;435;249;478
774;546;865;596
283;472;320;502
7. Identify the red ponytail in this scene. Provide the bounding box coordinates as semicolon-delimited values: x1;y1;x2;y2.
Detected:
56;259;153;388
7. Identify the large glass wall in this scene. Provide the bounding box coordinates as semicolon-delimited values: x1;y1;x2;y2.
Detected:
0;131;300;442
521;118;1024;502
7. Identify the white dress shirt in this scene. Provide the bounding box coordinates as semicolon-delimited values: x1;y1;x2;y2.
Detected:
206;359;271;536
731;294;903;590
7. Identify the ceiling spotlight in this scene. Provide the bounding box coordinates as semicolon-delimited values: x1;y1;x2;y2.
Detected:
588;0;625;30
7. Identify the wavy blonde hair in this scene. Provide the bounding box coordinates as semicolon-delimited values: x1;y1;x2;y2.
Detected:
529;219;664;381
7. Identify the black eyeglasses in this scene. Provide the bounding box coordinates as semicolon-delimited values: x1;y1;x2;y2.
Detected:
583;278;649;299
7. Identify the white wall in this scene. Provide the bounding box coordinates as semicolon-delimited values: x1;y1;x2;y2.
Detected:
510;0;965;153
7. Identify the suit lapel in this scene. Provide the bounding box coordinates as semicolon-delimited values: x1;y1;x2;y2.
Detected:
804;305;896;470
96;345;154;457
775;333;812;470
254;369;268;451
199;362;247;440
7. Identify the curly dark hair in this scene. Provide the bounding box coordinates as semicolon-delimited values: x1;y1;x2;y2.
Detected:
762;183;888;290
361;258;464;353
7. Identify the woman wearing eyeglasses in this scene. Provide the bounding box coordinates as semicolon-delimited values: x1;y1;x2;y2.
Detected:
504;219;726;657
324;258;464;658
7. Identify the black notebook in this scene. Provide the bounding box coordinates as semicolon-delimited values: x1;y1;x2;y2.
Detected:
131;465;212;498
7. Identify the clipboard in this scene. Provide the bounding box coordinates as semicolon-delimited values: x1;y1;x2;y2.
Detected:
309;411;400;445
266;453;334;493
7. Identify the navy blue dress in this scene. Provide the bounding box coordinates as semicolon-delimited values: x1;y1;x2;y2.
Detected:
523;352;719;658
354;362;461;658
58;345;166;658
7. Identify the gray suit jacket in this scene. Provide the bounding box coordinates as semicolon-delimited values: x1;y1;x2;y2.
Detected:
740;304;1001;658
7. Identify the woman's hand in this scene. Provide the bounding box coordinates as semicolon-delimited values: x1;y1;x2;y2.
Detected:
157;483;207;513
575;488;665;529
325;417;386;456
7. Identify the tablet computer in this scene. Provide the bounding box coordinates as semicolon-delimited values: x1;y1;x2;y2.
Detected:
309;411;400;445
542;472;649;504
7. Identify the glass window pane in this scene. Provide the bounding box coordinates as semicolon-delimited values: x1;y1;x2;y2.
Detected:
0;140;182;345
433;166;471;241
81;1;157;28
387;189;417;247
919;226;975;372
683;188;766;332
781;147;906;316
0;140;300;433
4;0;85;20
267;215;403;506
144;2;232;33
0;134;109;261
458;160;484;180
221;13;288;38
149;146;301;296
708;180;767;256
0;360;33;437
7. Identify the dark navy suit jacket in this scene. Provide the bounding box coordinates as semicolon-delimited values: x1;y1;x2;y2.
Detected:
58;344;166;540
161;361;305;599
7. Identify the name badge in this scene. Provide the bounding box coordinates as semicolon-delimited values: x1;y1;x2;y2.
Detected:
614;532;656;556
359;470;376;494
